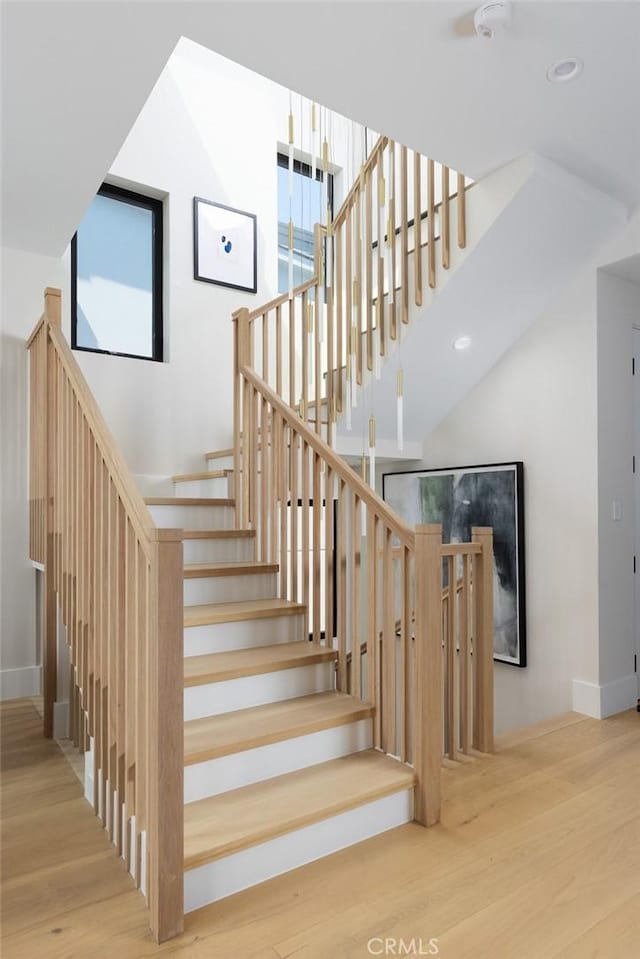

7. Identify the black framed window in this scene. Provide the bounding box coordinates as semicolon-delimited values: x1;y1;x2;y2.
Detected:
71;183;163;362
277;154;333;294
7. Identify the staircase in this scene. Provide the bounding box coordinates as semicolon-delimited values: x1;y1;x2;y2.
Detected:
27;133;497;944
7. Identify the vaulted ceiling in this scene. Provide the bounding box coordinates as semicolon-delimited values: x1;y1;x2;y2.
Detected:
2;1;639;255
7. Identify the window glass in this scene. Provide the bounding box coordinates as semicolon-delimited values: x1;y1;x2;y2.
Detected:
72;186;163;361
277;158;331;293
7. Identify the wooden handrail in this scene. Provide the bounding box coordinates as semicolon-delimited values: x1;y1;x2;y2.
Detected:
45;323;155;550
241;364;414;550
27;290;183;943
332;135;388;228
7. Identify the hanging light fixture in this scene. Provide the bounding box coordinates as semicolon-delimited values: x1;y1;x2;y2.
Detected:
288;93;295;297
369;416;376;490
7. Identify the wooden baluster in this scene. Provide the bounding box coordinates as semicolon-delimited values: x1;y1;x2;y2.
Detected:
324;467;334;649
312;452;322;644
345;207;352;396
366;511;377;716
427;159;436;290
124;519;136;870
446;555;457;760
387;141;397;341
414;151;423;307
115;498;126;854
351;494;361;699
260;395;268;561
377;154;386;358
134;542;148;885
472;527;494;752
382;527;395;754
44;299;59;737
414;524;444;826
335;222;343;411
457;172;466;249
148;528;184;943
278;415;288;598
442;166;450;270
290;431;298;603
355;186;363;384
276;304;282;398
262;312;269;385
326;278;335;447
337;480;347;690
460;552;471;754
301;441;310;639
314;285;322;435
365;166;373;371
400;545;411;763
269;406;277;568
233;308;251;528
400;144;409;327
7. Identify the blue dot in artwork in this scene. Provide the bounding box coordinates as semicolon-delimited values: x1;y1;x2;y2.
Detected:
221;235;233;254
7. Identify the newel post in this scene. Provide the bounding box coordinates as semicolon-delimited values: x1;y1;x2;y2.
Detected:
414;524;444;826
147;527;184;942
43;287;62;737
472;526;494;753
233;308;251;528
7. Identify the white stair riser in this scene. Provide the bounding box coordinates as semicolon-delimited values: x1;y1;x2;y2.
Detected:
174;477;232;498
184;615;304;656
184;788;414;912
148;504;234;530
183;537;254;565
183;572;277;606
184;719;372;803
184;663;335;721
207;455;234;472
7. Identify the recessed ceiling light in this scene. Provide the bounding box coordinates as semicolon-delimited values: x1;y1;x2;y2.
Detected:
453;335;471;351
547;57;583;84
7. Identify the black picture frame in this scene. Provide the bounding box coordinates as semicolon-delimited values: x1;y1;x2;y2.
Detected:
382;461;527;667
71;182;164;363
193;197;257;293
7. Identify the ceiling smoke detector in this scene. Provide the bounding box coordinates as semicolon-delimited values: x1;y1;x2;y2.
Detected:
453;336;472;351
546;57;583;83
473;2;512;39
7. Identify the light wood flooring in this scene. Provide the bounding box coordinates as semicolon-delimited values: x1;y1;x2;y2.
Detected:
1;698;639;958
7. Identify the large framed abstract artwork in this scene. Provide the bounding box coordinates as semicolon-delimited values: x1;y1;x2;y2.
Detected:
193;197;257;293
383;462;526;667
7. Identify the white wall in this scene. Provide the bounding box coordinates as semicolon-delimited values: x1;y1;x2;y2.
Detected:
595;270;639;709
389;207;640;735
1;247;65;698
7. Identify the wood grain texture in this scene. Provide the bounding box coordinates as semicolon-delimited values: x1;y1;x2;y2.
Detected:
184;598;305;627
172;470;233;482
183;750;416;869
184;641;337;687
183;561;277;578
181;529;255;540
144;497;234;507
3;701;639;959
184;691;373;764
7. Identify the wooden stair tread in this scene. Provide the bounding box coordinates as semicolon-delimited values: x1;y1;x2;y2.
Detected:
184;598;305;627
184;691;373;764
173;469;233;482
181;529;255;540
184;561;277;578
184;750;416;869
205;448;234;460
184;640;337;687
145;497;234;506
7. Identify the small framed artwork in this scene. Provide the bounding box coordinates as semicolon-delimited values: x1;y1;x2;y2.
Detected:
382;462;526;667
193;197;257;293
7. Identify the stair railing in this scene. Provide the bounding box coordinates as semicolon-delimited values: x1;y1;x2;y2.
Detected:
27;288;183;943
233;338;494;826
238;135;470;449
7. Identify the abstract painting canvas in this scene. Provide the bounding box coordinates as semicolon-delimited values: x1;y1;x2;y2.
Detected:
383;462;526;666
193;197;257;293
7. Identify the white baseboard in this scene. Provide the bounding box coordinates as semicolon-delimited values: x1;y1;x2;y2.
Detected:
572;674;638;719
0;665;42;700
53;700;70;739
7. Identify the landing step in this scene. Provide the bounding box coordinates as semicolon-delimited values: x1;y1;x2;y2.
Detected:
184;561;277;578
181;529;255;540
184;640;337;688
184;750;416;869
145;497;235;507
184;691;373;764
173;469;233;482
184;598;305;627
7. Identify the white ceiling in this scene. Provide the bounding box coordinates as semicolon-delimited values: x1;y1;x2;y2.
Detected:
2;1;639;255
604;253;640;285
